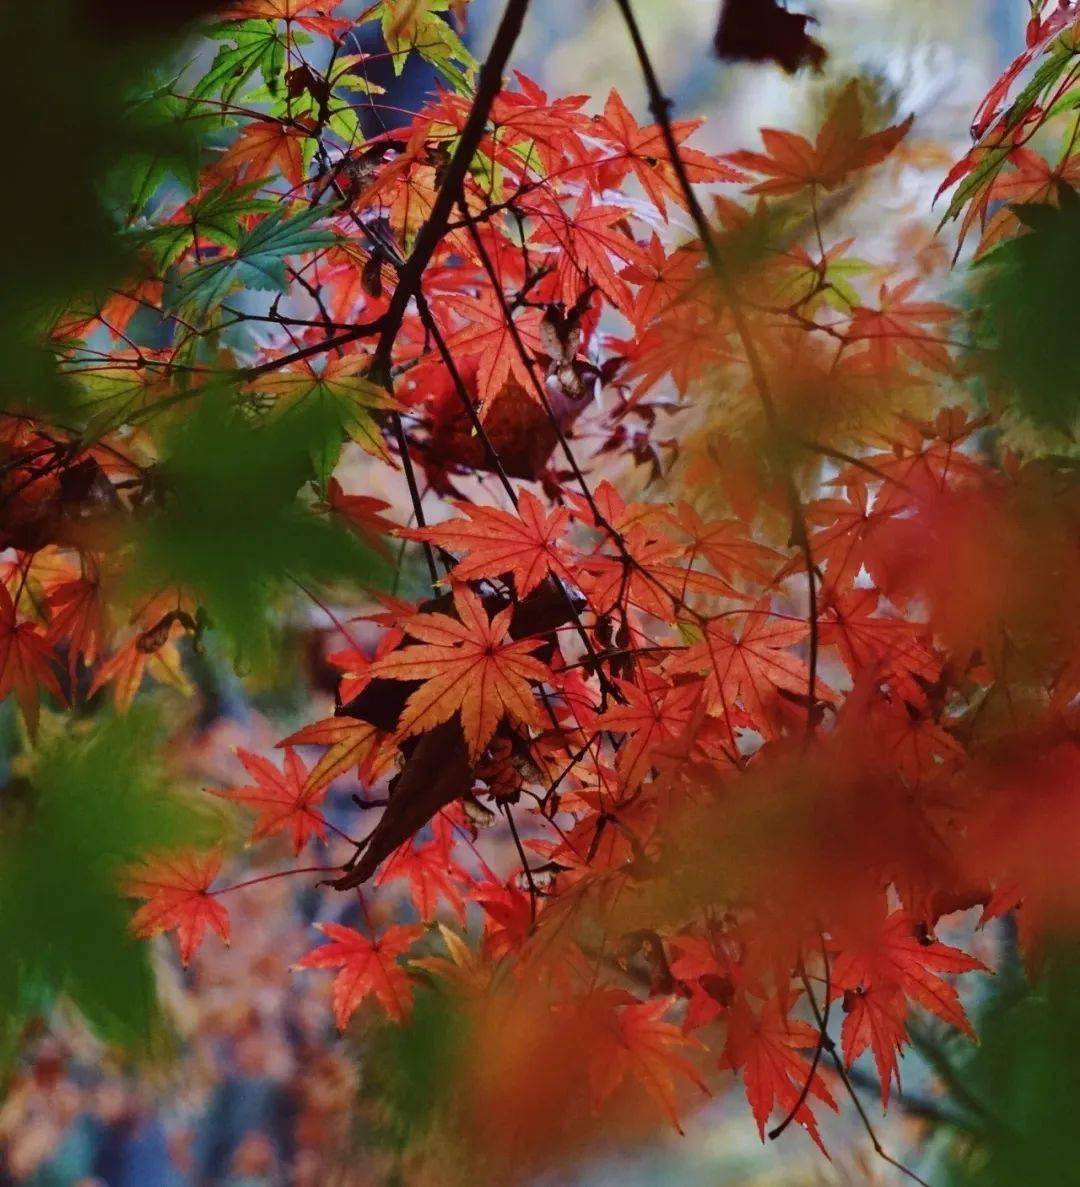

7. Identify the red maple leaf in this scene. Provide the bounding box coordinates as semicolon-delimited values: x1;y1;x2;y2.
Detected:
404;489;574;597
124;850;231;966
820;589;940;705
723;992;837;1150
666;602;833;737
0;583;63;735
580;991;709;1133
596;675;701;791
224;0;350;34
831;910;987;1038
375;830;469;923
214;747;327;855
46;574;109;680
324;477;398;557
840;982;909;1107
527;192;645;315
295;922;424;1028
593;89;744;215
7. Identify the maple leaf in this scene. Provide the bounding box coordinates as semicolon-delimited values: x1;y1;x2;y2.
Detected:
820;589;940;705
404;490;574;597
845;279;955;375
88;618;193;713
619;234;704;330
832;911;988;1038
375;834;468;922
472;878;533;959
578;525;734;622
489;72;592;175
214;747;326;855
442;291;545;411
594;89;744;216
666;603;833;737
248;355;403;463
528;194;644;316
793;479;897;592
295;922;424;1028
172;206;336;320
596;675;701;790
840;982;908;1108
867;693;965;787
378;0;474;85
218;120;310;188
726;82;912;196
0;583;64;736
278;715;391;792
977;147;1080;255
370;585;552;762
581;991;709;1133
224;0;351;33
46;575;109;679
324;477;398;556
410;922;492;995
723;993;837;1150
124;850;231;966
670;503;781;586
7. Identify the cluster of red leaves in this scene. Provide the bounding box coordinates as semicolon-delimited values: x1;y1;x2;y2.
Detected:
7;0;1080;1164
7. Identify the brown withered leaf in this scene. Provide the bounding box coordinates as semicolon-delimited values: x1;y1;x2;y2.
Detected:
715;0;827;74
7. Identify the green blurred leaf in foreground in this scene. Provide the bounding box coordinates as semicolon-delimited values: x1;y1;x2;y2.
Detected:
129;389;390;676
978;191;1080;432
0;708;219;1056
947;945;1080;1187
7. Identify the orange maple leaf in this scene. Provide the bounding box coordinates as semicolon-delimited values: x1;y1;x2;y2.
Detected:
295;922;424;1028
405;490;574;597
124;850;231;966
845;279;955;375
214;747;327;855
580;991;709;1133
670;502;781;586
726;81;912;197
370;585;552;762
88;619;191;712
218;120;310;188
278;715;392;793
442;290;545;411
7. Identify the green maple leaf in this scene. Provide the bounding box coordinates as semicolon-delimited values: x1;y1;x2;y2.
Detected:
372;0;475;91
170;206;337;319
192;19;285;107
135;178;278;270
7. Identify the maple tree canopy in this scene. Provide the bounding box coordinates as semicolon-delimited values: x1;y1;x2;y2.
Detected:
1;0;1079;1183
